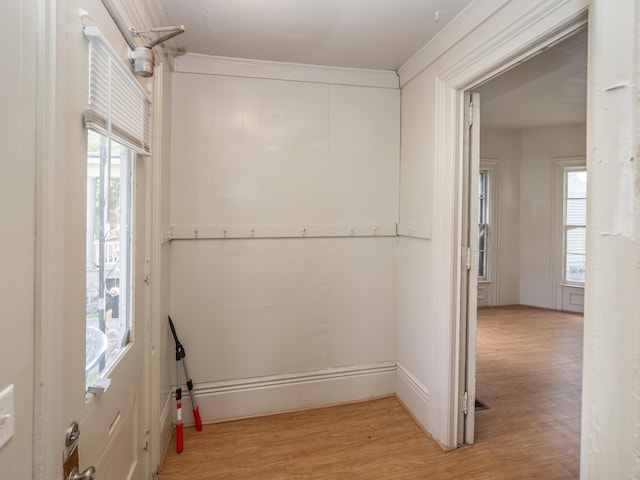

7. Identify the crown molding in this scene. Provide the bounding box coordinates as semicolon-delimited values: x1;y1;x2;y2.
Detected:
174;53;400;89
398;0;509;87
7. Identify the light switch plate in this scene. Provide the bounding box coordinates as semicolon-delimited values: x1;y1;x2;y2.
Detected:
0;384;15;449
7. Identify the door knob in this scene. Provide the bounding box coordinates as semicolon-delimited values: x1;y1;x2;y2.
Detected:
68;466;96;480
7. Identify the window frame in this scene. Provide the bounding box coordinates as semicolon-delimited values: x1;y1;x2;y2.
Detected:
478;169;489;281
477;160;499;285
83;26;149;390
563;166;587;286
85;131;136;388
552;157;587;311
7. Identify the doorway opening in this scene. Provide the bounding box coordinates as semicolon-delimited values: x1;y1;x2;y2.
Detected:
460;26;587;470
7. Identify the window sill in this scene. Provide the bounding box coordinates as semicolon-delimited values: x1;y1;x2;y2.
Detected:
561;283;585;289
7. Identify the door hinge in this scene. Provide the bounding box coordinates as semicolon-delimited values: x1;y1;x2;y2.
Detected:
144;256;151;284
143;427;151;451
468;103;474;126
465;247;472;271
463;391;469;415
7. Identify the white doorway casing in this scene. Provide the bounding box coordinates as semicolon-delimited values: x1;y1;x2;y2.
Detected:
398;2;640;478
397;0;590;450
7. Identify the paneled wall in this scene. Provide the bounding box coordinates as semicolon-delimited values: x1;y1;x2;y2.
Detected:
396;71;438;435
170;62;400;421
519;125;586;308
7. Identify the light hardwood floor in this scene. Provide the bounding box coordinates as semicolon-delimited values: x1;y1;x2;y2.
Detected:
159;306;583;479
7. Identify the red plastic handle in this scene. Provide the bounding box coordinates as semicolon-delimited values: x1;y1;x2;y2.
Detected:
193;406;203;431
176;422;184;453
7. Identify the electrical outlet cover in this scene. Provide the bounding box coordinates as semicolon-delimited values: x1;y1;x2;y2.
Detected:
0;384;14;449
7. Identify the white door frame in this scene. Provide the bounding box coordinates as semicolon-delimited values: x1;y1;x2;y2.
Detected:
34;0;67;476
425;3;589;449
457;92;480;445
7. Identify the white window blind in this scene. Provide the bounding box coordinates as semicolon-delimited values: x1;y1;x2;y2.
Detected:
83;26;151;156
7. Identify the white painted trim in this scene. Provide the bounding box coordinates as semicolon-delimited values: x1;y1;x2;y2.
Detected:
159;390;172;434
552;156;587;310
176;364;396;425
33;0;65;477
397;223;432;240
400;0;588;88
441;0;588;88
477;283;490;307
431;78;461;449
395;363;430;434
413;0;589;451
161;227;173;244
398;0;510;86
169;224;398;240
93;394;138;473
480;159;500;306
562;285;585;312
174;53;400;89
148;63;169;477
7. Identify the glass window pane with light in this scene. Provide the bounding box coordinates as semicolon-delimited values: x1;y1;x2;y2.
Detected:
478;170;488;280
564;169;587;284
86;129;133;389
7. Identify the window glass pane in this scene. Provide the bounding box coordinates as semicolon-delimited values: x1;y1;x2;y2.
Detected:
566;171;587;225
564;169;587;284
566;198;587;225
478;251;486;278
478;170;488;279
567;170;587;198
566;226;586;255
566;253;586;283
478;171;486;224
478;224;486;252
86;129;133;389
478;224;487;279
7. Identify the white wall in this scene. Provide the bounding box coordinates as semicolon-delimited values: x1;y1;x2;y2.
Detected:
581;1;640;477
0;0;36;477
396;69;444;438
398;1;640;474
169;65;400;421
479;125;586;309
396;0;591;449
520;124;586;308
479;128;521;306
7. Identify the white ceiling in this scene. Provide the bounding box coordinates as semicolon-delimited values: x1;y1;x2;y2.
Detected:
156;1;586;129
476;28;587;129
157;0;474;70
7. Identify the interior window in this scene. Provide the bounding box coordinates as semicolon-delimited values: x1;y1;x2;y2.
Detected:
86;129;133;388
478;170;488;280
564;168;587;284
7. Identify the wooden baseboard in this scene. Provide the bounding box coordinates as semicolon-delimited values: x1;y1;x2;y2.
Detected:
177;363;396;426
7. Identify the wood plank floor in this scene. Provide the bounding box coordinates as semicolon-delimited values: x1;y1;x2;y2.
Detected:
159;306;583;479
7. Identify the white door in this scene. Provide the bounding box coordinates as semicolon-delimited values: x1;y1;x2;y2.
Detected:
35;4;151;478
72;138;150;479
457;91;480;445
